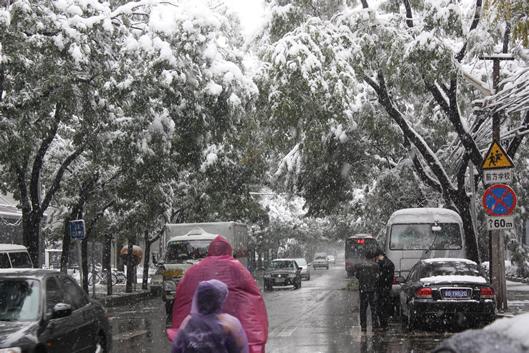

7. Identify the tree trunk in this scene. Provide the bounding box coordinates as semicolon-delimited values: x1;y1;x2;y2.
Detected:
81;237;89;293
22;212;41;267
142;231;151;290
126;242;134;293
60;217;72;274
103;234;113;296
453;192;480;263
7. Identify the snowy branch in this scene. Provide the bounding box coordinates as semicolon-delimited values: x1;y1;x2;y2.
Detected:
425;81;450;115
371;71;456;192
30;105;62;211
456;0;483;62
446;79;483;168
0;64;4;103
402;0;413;28
507;110;529;158
411;155;441;193
456;153;470;192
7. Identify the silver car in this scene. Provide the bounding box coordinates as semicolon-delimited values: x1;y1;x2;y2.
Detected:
293;258;310;280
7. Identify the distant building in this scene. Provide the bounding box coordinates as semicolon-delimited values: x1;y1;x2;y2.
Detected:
0;193;23;244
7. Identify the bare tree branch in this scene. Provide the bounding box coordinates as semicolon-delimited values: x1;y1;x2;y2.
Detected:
0;63;4;103
456;153;470;191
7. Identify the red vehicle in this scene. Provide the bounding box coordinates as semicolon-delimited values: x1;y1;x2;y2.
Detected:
345;234;379;277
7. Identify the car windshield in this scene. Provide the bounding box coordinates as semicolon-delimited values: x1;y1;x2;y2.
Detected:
9;252;33;268
390;223;462;250
420;262;482;278
270;261;295;270
165;240;211;264
0;279;40;321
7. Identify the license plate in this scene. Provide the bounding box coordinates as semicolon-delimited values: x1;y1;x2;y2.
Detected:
442;289;470;299
274;277;285;283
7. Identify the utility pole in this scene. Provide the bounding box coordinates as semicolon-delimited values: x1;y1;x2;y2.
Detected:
480;53;515;312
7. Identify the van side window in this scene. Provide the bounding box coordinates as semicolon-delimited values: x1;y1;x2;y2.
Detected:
9;252;33;268
0;253;10;268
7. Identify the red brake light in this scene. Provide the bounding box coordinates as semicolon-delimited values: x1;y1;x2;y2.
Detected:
415;287;433;298
356;239;365;244
480;287;495;299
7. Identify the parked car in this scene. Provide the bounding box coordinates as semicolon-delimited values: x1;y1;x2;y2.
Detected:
0;269;112;353
399;258;496;330
326;255;336;265
0;244;33;269
289;258;310;280
313;253;329;270
433;312;529;353
264;259;302;291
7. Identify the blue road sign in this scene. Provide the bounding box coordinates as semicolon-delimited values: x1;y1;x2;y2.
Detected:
69;220;86;240
482;184;517;217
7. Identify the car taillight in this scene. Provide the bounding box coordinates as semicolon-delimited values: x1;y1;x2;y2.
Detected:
415;287;433;298
480;287;495;299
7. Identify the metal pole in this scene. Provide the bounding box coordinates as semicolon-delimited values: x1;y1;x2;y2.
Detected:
490;58;508;312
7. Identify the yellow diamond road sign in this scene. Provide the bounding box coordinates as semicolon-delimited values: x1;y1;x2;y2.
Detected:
482;141;514;170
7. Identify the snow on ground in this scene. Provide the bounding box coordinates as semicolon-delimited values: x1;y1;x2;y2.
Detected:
507;280;529;292
486;312;529;348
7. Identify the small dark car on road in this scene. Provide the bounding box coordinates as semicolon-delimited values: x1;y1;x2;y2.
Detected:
263;259;302;291
399;258;496;330
0;269;112;353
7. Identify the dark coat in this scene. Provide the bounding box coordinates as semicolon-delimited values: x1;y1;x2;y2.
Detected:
355;260;379;292
376;255;395;292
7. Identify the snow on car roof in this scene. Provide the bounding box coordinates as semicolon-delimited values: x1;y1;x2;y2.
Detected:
419;275;487;284
0;244;28;251
388;208;462;224
422;258;477;265
485;312;529;348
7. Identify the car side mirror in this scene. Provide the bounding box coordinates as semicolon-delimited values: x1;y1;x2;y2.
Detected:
52;303;72;319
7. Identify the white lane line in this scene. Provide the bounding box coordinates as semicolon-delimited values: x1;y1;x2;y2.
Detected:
277;327;297;337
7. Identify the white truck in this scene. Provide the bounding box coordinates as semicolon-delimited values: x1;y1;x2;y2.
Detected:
151;222;248;312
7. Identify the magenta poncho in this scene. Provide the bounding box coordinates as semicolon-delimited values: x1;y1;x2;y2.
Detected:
167;236;268;353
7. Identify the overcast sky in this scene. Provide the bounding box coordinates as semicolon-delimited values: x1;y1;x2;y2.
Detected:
223;0;266;37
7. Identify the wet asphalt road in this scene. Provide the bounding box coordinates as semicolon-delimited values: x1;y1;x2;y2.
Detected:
107;261;464;353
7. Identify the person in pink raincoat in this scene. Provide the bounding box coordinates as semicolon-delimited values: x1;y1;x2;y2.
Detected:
167;235;268;353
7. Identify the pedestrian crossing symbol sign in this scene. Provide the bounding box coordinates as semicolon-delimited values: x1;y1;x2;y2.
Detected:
482;141;514;170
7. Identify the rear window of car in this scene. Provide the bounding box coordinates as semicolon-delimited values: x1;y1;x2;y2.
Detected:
295;259;307;266
9;252;33;268
314;253;327;259
0;253;11;268
419;261;481;278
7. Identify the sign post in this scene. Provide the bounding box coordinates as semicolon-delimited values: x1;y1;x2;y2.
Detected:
482;142;515;312
69;220;86;287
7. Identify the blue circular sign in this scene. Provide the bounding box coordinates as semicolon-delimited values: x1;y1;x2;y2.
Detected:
482;184;517;217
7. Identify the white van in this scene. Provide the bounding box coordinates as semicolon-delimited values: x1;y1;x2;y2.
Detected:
0;244;34;268
384;208;466;297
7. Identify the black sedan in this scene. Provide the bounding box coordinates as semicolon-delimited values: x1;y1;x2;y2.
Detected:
0;269;111;353
399;258;496;330
263;259;302;291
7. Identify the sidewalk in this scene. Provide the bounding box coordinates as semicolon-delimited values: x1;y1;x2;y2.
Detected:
507;280;529;315
88;283;158;307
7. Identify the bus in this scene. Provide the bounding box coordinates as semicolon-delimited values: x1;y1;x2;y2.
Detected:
345;234;379;277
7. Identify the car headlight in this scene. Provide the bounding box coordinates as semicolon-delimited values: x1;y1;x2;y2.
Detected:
288;273;296;278
0;348;22;353
163;280;176;292
264;274;271;278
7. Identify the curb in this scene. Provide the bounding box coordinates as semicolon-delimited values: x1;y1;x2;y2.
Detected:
97;289;157;307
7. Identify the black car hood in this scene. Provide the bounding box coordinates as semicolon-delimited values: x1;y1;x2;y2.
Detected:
0;320;39;348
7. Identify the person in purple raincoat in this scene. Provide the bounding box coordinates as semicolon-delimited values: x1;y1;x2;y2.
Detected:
171;279;249;353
